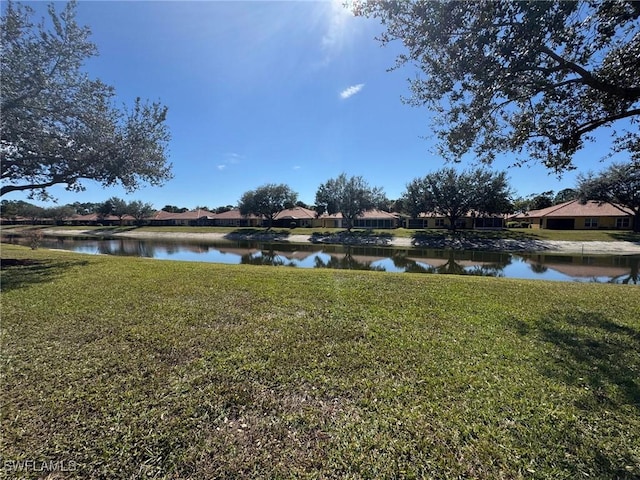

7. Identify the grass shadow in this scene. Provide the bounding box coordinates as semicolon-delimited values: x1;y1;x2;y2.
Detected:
607;231;640;244
309;230;393;246
514;309;640;411
411;229;543;243
89;226;140;235
411;229;448;246
411;229;551;251
0;257;89;292
224;228;291;241
470;229;543;241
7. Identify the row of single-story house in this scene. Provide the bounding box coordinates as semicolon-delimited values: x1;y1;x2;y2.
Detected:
510;200;635;230
405;213;505;230
139;207;513;229
1;200;635;230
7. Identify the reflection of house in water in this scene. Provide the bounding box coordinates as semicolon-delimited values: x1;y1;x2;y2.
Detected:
177;243;211;254
523;254;636;281
408;250;507;267
214;244;318;264
314;249;389;271
327;253;388;264
272;250;316;262
216;246;261;257
403;249;511;276
407;257;496;269
97;239;155;257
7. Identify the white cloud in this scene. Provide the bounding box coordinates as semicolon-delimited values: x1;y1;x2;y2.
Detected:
226;152;243;164
293;165;301;170
340;83;364;99
216;152;243;171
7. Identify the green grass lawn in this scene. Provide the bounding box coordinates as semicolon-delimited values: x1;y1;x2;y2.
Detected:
1;244;639;479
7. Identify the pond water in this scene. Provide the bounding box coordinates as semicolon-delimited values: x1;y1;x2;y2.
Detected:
2;235;638;284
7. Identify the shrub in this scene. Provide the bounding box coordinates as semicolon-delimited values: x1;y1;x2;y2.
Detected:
27;229;43;249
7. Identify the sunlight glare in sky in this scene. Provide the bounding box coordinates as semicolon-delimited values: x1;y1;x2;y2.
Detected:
2;1;623;210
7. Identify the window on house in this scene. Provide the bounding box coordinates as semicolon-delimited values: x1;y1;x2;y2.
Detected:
435;218;445;227
584;218;598;228
616;218;630;228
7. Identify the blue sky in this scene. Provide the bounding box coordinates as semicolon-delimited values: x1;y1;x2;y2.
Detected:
4;1;629;210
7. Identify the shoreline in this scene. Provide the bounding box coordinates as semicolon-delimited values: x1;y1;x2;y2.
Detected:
38;228;640;255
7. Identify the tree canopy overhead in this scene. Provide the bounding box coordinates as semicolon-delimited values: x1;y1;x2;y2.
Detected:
354;0;640;172
1;1;172;199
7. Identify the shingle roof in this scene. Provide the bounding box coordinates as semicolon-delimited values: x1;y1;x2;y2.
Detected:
174;209;216;220
526;200;633;218
418;211;505;218
320;209;397;219
273;207;317;220
151;209;215;220
151;210;179;220
211;209;263;220
70;213;135;221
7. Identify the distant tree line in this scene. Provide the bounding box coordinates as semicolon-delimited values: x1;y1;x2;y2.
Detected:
0;197;154;225
3;161;638;231
0;199;243;225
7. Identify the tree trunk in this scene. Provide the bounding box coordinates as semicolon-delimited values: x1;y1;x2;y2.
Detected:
634;211;640;233
448;215;457;233
345;216;353;231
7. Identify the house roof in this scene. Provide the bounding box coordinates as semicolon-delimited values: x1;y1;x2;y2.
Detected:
175;209;216;220
525;200;633;218
211;208;263;220
320;209;397;220
70;213;135;221
273;207;317;220
151;210;179;220
150;209;215;220
417;211;506;219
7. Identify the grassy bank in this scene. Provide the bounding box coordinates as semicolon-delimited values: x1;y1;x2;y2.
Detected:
9;224;640;243
1;245;639;479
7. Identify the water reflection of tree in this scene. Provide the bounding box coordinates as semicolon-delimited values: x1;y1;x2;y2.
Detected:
239;249;294;267
529;262;549;274
97;239;156;258
313;247;386;271
393;249;510;277
465;264;507;277
610;257;639;285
